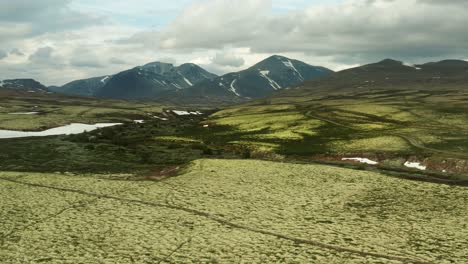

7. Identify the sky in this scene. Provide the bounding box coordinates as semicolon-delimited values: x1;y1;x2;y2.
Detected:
1;0;467;86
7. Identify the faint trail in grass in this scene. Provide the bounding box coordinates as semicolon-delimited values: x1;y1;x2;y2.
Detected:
304;111;357;130
0;197;98;246
395;134;468;159
0;176;432;264
157;238;192;264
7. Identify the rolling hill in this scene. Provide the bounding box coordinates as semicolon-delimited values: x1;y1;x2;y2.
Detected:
281;59;468;97
0;79;49;93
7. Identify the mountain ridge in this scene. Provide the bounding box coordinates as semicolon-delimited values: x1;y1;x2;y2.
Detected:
165;55;334;101
277;58;468;98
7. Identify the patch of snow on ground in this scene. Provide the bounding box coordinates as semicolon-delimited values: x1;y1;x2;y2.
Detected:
134;120;144;124
404;161;426;170
183;77;193;86
8;112;40;115
342;157;378;165
100;76;110;83
173;83;182;89
153;116;168;121
259;70;281;90
172;110;191;116
0;123;122;139
282;59;304;80
229;79;241;96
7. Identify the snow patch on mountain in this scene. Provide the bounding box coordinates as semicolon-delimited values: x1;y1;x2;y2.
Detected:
229;79;240;96
100;76;110;83
404;63;422;70
282;59;304;81
183;77;193;86
259;70;281;90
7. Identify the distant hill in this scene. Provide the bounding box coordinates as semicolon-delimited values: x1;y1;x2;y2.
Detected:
0;79;49;95
279;59;468;97
0;79;49;92
49;76;112;97
170;55;333;101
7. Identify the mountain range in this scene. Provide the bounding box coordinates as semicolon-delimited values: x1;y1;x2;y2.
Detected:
47;55;333;101
169;55;333;100
3;57;468;103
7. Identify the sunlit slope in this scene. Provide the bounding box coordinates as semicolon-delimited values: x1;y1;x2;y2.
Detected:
1;159;466;263
207;93;468;177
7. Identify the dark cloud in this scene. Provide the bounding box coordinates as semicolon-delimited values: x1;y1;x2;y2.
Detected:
28;46;54;63
10;48;24;56
212;52;245;67
0;50;7;60
109;57;127;65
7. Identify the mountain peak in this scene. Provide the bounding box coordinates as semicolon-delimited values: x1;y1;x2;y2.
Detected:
376;59;404;65
141;61;175;74
178;56;333;99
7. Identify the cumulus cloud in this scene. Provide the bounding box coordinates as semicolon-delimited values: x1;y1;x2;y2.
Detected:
2;0;468;85
126;0;468;65
10;48;24;56
0;0;103;41
155;0;270;50
28;46;54;63
212;52;245;67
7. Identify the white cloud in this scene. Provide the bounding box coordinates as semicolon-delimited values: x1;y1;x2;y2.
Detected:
212;52;245;67
2;0;468;85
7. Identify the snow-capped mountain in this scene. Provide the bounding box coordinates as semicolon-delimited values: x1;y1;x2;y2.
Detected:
52;62;217;99
95;62;217;99
175;55;333;99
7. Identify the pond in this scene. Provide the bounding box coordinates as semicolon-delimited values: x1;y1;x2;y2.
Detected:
0;123;122;139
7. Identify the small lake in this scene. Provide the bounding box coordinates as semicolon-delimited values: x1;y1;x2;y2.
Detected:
0;123;122;139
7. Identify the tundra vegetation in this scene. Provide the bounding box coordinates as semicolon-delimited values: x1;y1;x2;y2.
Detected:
0;88;467;263
1;159;467;263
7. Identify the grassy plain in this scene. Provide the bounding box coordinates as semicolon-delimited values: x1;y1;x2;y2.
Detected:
1;159;466;263
0;94;164;130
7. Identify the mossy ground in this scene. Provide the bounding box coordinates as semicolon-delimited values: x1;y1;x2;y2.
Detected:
1;159;466;263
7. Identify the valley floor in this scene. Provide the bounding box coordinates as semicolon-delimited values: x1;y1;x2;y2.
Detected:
1;159;466;263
